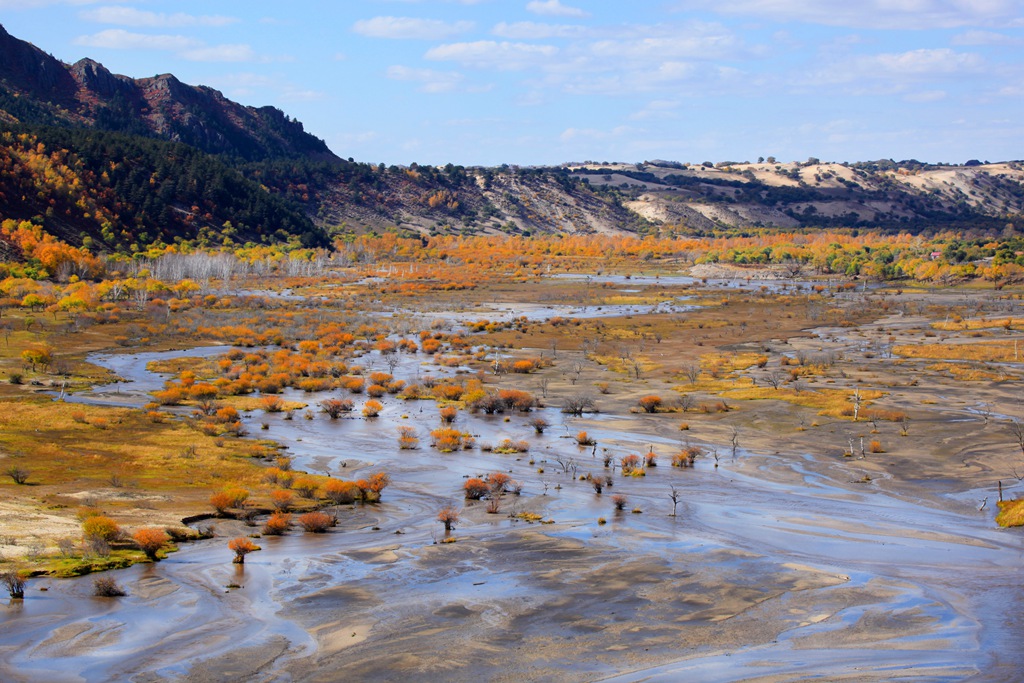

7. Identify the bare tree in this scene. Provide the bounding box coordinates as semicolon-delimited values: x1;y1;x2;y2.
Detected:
567;360;585;385
561;393;596;416
1;569;25;599
683;363;701;384
668;485;681;517
850;389;863;421
1011;419;1024;457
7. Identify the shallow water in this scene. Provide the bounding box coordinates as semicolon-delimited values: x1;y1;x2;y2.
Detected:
3;341;1023;681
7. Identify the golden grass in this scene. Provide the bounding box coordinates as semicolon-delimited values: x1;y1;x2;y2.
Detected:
925;362;1016;382
699;352;768;376
589;354;659;376
676;378;884;419
0;399;276;492
931;317;1024;332
996;499;1024;527
724;385;883;418
146;356;221;377
895;341;1024;363
227;396;308;412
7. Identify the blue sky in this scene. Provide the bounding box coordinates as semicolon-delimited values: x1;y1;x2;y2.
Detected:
2;0;1022;166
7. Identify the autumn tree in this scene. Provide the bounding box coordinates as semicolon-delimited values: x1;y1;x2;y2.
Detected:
637;395;663;413
82;515;121;542
1;569;26;599
228;537;260;564
296;511;335;533
132;527;169;561
210;487;249;515
324;479;360;504
262;512;291;535
438;505;460;532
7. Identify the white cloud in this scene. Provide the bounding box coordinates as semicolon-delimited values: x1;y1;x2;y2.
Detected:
181;44;255;62
526;0;589;18
492;21;591;39
426;40;558;70
590;27;741;62
79;7;238;28
74;29;198;51
386;65;466;93
74;29;259;63
676;0;1024;29
210;72;325;102
0;0;117;7
629;99;683;121
952;30;1024;46
807;48;985;85
352;16;474;40
903;90;948;102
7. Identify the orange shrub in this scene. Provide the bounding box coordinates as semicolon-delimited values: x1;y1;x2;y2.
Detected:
431;427;468;452
297;511;335;533
132;527;169;561
397;426;419;450
228;537;260;563
362;400;383;417
620;454;643;474
464;478;489;499
262;512;291;535
260;395;285;412
293;477;320;499
511;360;536;373
356;472;391;502
637;395;663;413
498;389;535;412
210;487;249;514
369;372;393;385
82;515;120;541
324;479;360;504
270;489;293;511
435;384;464;401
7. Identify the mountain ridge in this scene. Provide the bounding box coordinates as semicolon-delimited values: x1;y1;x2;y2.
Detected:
0;24;335;163
0;23;1022;249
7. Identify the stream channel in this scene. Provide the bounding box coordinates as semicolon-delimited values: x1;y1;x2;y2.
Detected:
1;325;1022;681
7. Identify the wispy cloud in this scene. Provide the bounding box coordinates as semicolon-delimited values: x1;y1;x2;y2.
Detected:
180;44;255;62
492;21;591;39
352;16;474;40
426;41;558;70
80;7;238;28
526;0;589;18
675;0;1024;29
806;48;985;86
74;29;258;62
209;72;325;102
387;64;491;93
951;30;1024;46
74;29;197;51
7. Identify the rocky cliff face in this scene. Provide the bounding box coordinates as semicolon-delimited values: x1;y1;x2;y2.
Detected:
1;24;1020;239
0;24;336;162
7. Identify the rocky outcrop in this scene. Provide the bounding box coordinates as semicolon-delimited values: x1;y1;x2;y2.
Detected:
0;24;336;162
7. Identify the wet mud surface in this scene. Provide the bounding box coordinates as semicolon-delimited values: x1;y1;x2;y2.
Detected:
3;288;1024;682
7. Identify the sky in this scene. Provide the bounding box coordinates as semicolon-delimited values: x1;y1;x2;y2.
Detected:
1;0;1022;167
